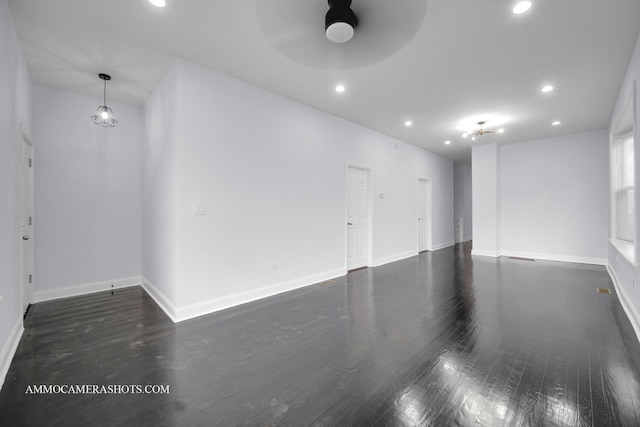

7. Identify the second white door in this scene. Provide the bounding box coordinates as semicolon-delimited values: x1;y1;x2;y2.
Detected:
417;178;431;252
347;167;369;270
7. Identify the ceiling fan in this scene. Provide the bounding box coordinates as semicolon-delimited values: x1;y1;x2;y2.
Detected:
255;0;428;69
462;121;504;141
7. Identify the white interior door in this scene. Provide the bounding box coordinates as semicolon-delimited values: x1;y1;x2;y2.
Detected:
418;179;426;252
20;131;34;315
347;167;369;270
417;178;432;252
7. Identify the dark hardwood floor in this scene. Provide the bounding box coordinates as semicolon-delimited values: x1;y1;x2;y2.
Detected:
2;243;640;426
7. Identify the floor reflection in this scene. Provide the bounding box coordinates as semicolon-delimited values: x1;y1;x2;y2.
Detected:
3;243;640;426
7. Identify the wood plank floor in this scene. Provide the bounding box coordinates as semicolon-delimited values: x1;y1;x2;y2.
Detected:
2;243;640;426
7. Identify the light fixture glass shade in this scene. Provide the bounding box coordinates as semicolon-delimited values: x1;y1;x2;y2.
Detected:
92;105;117;127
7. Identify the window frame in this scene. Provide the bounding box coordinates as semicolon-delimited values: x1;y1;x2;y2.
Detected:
610;82;637;265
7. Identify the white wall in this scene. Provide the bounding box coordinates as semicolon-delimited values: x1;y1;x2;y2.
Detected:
472;130;609;264
472;143;500;256
608;32;640;339
499;131;608;263
143;59;454;319
32;84;142;299
454;164;472;242
142;64;181;306
0;0;31;387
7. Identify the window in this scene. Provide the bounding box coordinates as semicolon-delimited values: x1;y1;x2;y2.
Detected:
614;132;635;242
611;83;636;264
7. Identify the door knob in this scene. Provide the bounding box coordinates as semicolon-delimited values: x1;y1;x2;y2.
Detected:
23;235;30;240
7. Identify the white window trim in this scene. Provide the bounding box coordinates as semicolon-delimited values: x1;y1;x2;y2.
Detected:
610;81;637;266
610;238;636;267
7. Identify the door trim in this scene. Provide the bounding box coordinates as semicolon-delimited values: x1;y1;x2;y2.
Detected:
345;163;373;270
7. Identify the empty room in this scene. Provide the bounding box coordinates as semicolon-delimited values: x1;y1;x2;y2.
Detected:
2;0;640;425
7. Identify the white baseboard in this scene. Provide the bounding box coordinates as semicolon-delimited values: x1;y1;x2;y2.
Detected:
432;241;455;251
607;264;640;344
34;276;142;303
140;278;178;323
454;237;472;244
500;250;606;266
372;250;417;267
471;249;501;258
1;316;24;391
143;268;347;323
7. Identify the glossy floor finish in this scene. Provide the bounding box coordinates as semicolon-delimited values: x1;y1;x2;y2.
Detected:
2;244;640;426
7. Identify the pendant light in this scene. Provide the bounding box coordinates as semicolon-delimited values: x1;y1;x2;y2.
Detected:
92;73;117;127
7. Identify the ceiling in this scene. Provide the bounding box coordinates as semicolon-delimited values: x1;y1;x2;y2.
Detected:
8;0;640;163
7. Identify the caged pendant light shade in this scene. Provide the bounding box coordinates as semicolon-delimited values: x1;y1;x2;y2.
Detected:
92;73;117;127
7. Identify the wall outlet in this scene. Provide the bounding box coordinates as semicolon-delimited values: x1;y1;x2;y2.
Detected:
193;203;207;215
269;263;279;271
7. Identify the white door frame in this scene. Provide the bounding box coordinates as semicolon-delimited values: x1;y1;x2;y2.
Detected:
345;163;373;270
417;177;433;252
20;123;34;316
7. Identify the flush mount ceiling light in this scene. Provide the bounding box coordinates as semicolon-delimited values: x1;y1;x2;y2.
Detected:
444;140;451;145
335;84;346;93
513;1;532;14
541;85;554;93
325;0;358;43
148;0;166;7
462;121;504;140
552;121;561;126
405;121;413;127
92;73;117;127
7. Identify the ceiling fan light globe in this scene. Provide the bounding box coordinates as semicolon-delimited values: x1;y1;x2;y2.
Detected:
326;22;355;43
325;1;357;43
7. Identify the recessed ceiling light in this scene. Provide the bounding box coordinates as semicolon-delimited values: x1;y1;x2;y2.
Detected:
335;85;345;93
149;0;166;7
513;1;532;14
541;85;554;93
445;140;451;145
497;128;504;133
405;121;412;127
552;121;561;126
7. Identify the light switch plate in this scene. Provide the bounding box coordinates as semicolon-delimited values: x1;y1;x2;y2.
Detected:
193;203;207;215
